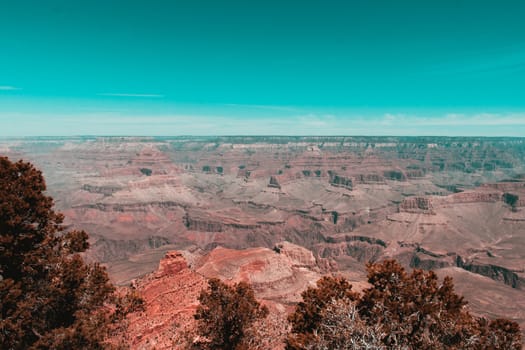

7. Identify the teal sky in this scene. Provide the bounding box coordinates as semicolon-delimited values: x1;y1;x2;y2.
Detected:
1;0;525;136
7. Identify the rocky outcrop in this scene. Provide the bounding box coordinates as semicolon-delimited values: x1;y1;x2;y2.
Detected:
435;191;502;206
405;169;425;178
273;241;317;268
482;182;525;192
400;197;434;214
74;201;187;212
123;251;207;349
154;251;189;278
131;146;180;175
119;245;318;349
82;184;122;196
354;173;385;184
268;175;281;189
325;235;387;247
456;258;524;289
410;253;452;270
329;173;353;190
90;236;170;263
196;243;321;303
316;235;387;265
389;243;524;290
183;213;223;232
383;170;407;181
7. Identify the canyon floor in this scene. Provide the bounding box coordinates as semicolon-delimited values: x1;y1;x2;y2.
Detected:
2;136;524;346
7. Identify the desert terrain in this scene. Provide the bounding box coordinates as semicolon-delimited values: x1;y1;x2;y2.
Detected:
1;136;524;346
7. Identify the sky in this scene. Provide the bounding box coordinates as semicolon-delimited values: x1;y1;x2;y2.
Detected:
1;0;525;136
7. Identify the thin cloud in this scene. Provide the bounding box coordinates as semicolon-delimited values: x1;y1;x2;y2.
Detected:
97;93;165;98
379;113;525;126
223;103;300;112
1;112;525;137
0;86;22;91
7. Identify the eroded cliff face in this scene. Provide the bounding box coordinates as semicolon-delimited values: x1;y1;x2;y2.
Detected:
2;136;524;335
122;243;322;349
121;243;525;349
195;242;322;304
400;197;434;213
123;251;207;349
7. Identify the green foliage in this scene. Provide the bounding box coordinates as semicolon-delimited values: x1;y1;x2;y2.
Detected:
287;260;522;350
139;168;152;176
0;157;141;349
503;192;519;207
194;278;269;350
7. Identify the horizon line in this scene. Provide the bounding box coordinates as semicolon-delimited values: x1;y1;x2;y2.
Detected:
1;135;524;139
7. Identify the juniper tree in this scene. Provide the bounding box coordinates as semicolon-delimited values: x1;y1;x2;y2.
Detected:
0;157;141;349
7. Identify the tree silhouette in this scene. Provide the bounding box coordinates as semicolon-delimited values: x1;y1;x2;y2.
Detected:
194;278;269;350
0;157;140;349
287;260;522;349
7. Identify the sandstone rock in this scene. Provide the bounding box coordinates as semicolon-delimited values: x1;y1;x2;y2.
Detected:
328;173;353;190
273;241;317;268
400;197;434;213
196;245;321;303
119;245;323;349
383;169;407;181
4;136;525;340
354;173;385;184
123;251;207;349
154;251;188;278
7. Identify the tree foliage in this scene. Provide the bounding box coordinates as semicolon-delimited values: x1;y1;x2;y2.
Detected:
287;259;522;350
0;157;141;349
302;298;386;350
287;276;359;348
194;278;269;350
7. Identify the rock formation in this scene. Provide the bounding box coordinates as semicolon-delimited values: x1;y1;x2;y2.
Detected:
2;136;525;336
124;251;207;349
329;173;353;190
399;197;434;213
121;243;322;349
268;175;281;189
195;242;321;303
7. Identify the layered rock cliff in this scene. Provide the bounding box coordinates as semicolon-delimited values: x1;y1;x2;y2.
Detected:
121;243;323;349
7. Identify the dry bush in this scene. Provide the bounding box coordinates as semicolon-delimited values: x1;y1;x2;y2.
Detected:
305;299;386;350
243;309;290;350
287;259;522;350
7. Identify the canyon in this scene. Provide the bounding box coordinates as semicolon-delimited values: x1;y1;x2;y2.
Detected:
1;136;525;345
